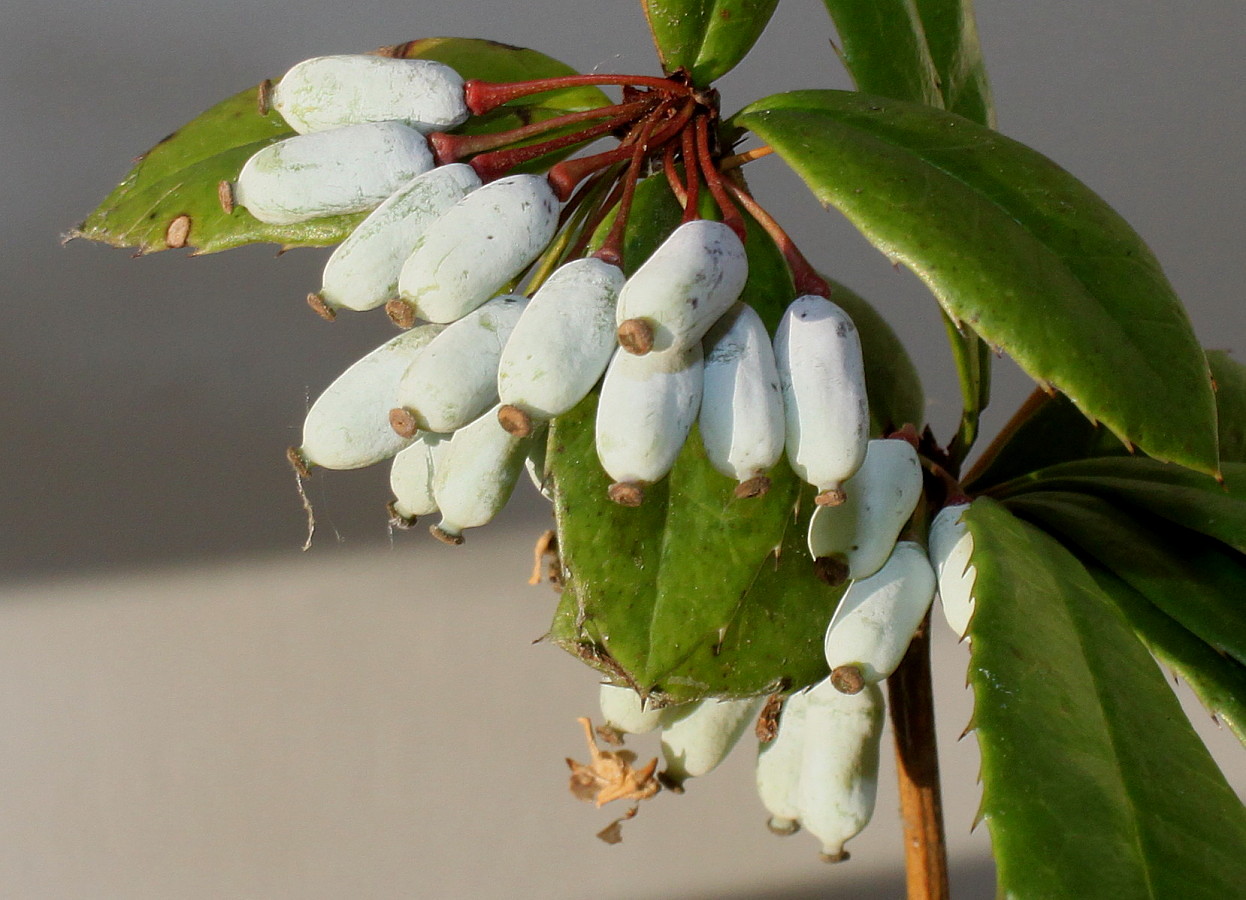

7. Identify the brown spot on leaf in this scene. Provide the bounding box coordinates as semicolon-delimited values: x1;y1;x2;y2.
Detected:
217;180;235;214
256;79;273;116
164;215;191;249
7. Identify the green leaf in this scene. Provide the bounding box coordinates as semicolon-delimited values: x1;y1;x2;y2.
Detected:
965;498;1246;899
1209;350;1246;463
993;457;1246;555
963;388;1126;491
72;38;608;255
642;0;780;84
826;278;925;433
819;0;992;125
1089;566;1246;747
735;91;1219;475
819;0;942;108
548;399;837;703
1003;491;1246;666
912;0;993;125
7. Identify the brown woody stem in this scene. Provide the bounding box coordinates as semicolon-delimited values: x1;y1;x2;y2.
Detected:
887;613;950;900
679;124;701;223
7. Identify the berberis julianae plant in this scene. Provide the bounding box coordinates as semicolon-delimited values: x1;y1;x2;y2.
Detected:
72;2;1246;896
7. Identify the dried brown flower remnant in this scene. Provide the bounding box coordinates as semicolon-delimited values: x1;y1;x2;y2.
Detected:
566;717;660;807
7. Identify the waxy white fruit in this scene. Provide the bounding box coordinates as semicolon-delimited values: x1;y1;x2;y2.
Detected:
929;502;977;640
273;55;468;134
823;541;937;687
392;295;528;435
598;684;663;735
388;431;451;521
659;696;764;790
774;295;869;506
297;323;444;470
807;438;923;582
316;164;480;313
234;121;433;225
615;219;748;356
756;690;811;835
699;303;785;496
397;174;561;323
430;404;529;543
595;344;704;505
797;678;885;861
496;258;625;435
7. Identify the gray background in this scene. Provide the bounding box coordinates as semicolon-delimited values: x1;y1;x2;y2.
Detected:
1;1;1243;897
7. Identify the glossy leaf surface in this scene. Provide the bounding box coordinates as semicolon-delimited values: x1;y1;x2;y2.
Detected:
819;0;941;108
993;457;1246;554
642;0;779;84
965;498;1246;898
912;0;993;124
736;91;1218;474
73;38;607;255
1089;566;1246;746
1004;491;1246;666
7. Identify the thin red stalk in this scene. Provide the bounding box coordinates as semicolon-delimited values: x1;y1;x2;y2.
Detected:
722;177;829;297
546;99;693;201
565;171;627;261
661;143;688;208
679;123;702;223
595;118;657;267
430;99;654;165
694;115;745;241
470;106;649;182
465;75;688;115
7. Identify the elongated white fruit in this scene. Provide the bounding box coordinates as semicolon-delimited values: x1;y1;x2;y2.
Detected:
807;438;922;582
774;295;869;505
929;502;977;640
594;344;704;505
797;678;885;861
823;541;936;686
756;689;811;835
273;55;468;134
317;164;480;313
430;404;529;543
598;684;664;735
659;696;763;790
699;303;785;497
297;323;444;470
615;219;748;356
234;122;433;225
388;431;451;521
392;295;528;435
496;258;624;435
397;174;560;323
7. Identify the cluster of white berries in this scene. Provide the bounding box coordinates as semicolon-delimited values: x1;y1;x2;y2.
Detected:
237;51;985;856
593;493;978;858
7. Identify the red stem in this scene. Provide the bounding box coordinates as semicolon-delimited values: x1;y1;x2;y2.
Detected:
679;124;701;223
595;118;657;268
694;115;745;241
465;75;689;116
722;177;830;297
546;99;694;202
661;143;688;208
429;99;654;165
565;172;627;262
469;106;649;183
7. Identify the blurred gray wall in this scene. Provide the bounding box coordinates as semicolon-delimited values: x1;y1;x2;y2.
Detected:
0;3;1243;898
3;0;1242;581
